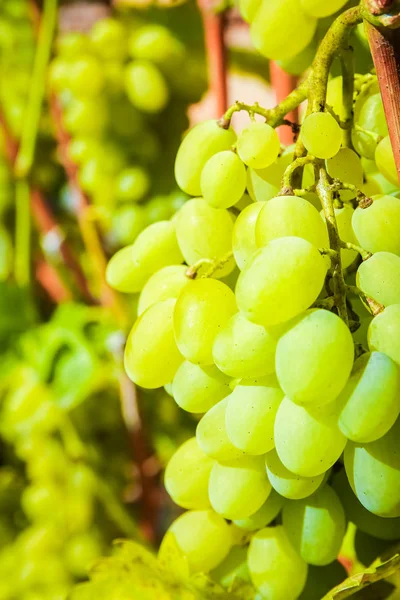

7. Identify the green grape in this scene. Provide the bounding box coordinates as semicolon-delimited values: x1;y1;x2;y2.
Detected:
209;455;271;519
238;0;261;22
124;299;183;389
282;485;346;566
57;31;91;58
124;60;169;113
277;39;316;76
225;376;283;454
356;252;400;306
246;149;293;202
248;526;308;600
256;195;329;249
276;309;354;406
196;398;245;462
48;57;71;92
265;449;324;500
234;490;284;530
232;201;265;270
200;150;246;209
67;137;98;166
352;92;388;159
103;59;124;95
300;0;348;17
21;483;64;522
90;17;127;60
338;351;400;443
128;24;184;67
164;437;213;509
326;147;364;189
65;533;102;577
63;98;108;136
250;0;316;61
326;76;345;121
301;112;342;159
168;511;232;575
368;305;400;365
106;221;183;293
172;361;231;413
174;198;235;277
115;167;150;203
333;469;400;540
375;135;398;186
146;195;173;223
213;313;276;378
236;237;327;327
69;56;104;97
321;204;358;268
299;562;347;600
110;205;146;246
173;278;236;365
237;122;280;170
211;546;250;587
345;418;400;517
174;120;236;196
138;265;190;315
274;396;347;477
352;196;400;255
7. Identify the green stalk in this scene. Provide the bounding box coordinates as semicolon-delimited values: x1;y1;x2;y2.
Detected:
14;180;31;287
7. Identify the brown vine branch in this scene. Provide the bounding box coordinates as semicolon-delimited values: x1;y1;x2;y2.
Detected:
366;21;400;183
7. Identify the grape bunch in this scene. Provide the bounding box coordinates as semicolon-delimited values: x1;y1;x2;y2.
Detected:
106;72;400;596
49;14;202;249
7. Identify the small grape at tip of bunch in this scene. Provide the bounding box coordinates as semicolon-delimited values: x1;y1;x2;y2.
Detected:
106;70;400;599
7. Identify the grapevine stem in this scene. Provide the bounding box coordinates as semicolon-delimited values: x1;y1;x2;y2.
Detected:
340;240;372;261
316;168;349;325
346;284;385;315
281;155;316;194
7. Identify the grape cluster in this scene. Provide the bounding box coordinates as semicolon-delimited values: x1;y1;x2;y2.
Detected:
107;82;400;597
49;15;200;249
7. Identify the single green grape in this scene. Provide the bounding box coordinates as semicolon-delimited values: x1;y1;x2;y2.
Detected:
234;490;284;531
90;17;127;60
352;92;388;159
326;147;364;190
232;201;265;270
172;361;231;414
137;265;190;315
352;195;400;255
368;305;400;365
225;376;283;455
65;533;102;577
356;251;400;306
238;0;262;22
128;24;184;67
301;112;342;159
237;122;280;170
265;449;324;500
200;150;246;209
63;98;108;136
300;0;348;17
115;167;150;203
375;135;398;186
246;150;293;201
196;398;245;462
124;60;169;113
110;204;146;247
57;31;91;58
124;299;183;389
211;546;250;587
277;39;316;75
68;56;104;97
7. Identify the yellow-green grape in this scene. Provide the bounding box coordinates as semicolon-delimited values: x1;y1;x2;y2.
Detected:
326;147;364;192
106;221;183;293
174;278;236;365
375;136;398;186
212;313;277;378
282;485;346;566
225;376;283;454
65;533;102;577
232;201;265;270
63;98;108;136
265;449;324;500
352;92;388;159
175;120;236;196
237;122;280;170
196;398;244;462
90;17;127;60
174;199;235;278
357;252;400;306
250;0;316;61
67;137;98;166
277;40;316;76
246;149;293;202
238;0;261;22
124;60;169;113
338;352;400;443
115;167;150;203
209;455;271;519
168;510;232;573
256;195;329;249
327;76;345;121
211;546;250;587
344;418;400;517
353;196;400;255
321;204;358;268
200;151;246;209
274;397;347;477
172;361;231;413
301;112;342;159
234;490;284;531
164;437;213;509
299;562;347;600
124;299;183;388
300;0;348;17
276;309;354;406
248;526;308;600
129;24;184;67
57;31;90;58
368;305;400;365
333;469;400;540
236;237;327;327
68;56;104;97
138;265;190;315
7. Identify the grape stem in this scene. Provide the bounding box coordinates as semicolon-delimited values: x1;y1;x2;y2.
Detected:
330;180;373;208
14;181;31;288
316;167;349;325
185;251;234;279
346;284;385;315
280;155;316;195
339;241;372;261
